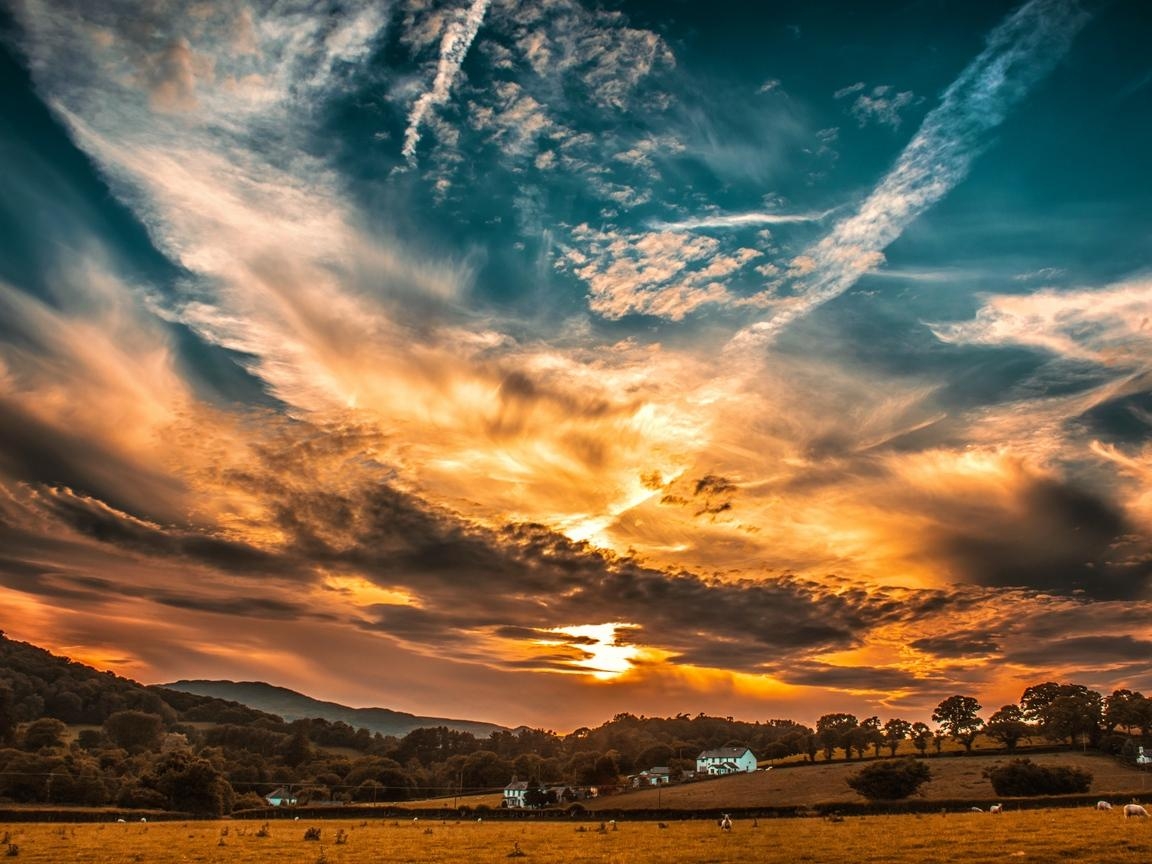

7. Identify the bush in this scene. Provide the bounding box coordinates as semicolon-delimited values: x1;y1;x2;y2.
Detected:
983;759;1092;796
846;757;931;800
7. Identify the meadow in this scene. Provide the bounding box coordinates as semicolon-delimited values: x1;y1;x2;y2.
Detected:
2;808;1151;864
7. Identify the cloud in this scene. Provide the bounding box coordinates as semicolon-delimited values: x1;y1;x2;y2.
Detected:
649;209;834;232
560;226;762;320
848;84;917;129
401;0;492;166
732;0;1091;346
931;277;1152;368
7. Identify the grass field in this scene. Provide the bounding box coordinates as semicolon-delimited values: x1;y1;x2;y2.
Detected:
397;751;1151;812
586;752;1152;811
3;808;1152;864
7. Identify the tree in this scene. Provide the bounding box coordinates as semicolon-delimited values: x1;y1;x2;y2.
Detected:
984;758;1091;796
139;751;235;816
985;705;1030;752
910;722;931;757
846;758;931;800
883;718;912;757
816;713;858;760
103;710;164;753
861;716;884;758
1022;683;1102;746
932;695;984;753
0;684;16;746
21;718;67;751
1103;690;1147;735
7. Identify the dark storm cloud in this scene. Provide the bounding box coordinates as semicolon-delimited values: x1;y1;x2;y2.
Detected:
35;485;288;574
1078;379;1152;445
0;398;187;524
931;476;1152;600
1004;635;1152;667
772;661;940;692
909;632;1002;659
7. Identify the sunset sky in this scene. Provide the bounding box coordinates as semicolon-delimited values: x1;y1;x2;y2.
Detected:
1;0;1150;732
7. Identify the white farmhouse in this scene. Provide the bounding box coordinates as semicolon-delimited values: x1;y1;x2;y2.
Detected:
696;747;757;775
503;780;529;808
264;786;298;807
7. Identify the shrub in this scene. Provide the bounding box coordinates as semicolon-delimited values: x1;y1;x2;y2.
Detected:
983;759;1092;796
846;757;931;800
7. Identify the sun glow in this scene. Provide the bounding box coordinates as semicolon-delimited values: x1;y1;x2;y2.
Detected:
544;622;641;680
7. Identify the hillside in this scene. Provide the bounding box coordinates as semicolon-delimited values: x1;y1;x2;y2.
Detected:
0;631;277;728
163;679;508;738
582;752;1151;811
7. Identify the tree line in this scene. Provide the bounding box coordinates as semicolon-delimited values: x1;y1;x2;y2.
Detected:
1;632;1149;816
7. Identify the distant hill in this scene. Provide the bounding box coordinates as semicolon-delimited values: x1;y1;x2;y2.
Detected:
162;679;508;739
0;630;277;728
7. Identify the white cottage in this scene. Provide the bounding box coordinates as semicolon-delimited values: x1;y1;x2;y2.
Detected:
503;780;530;808
264;786;298;807
696;747;757;775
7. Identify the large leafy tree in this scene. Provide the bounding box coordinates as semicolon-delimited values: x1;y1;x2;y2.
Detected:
932;695;984;753
910;722;931;756
816;713;858;760
883;718;913;757
984;704;1030;752
103;710;164;754
1021;683;1102;746
1103;689;1151;736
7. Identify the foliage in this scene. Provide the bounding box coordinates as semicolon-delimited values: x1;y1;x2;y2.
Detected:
932;695;984;753
816;713;858;760
985;705;1030;752
104;710;165;753
846;758;931;800
1020;683;1103;746
983;758;1092;796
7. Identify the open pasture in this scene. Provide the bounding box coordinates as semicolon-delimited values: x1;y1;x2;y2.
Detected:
2;808;1151;864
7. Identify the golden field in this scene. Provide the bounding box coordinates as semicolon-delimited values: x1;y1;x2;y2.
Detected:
399;751;1151;812
3;808;1152;864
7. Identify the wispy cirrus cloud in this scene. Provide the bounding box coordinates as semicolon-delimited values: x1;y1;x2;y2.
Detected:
401;0;492;166
931;277;1152;368
649;209;834;232
734;0;1091;346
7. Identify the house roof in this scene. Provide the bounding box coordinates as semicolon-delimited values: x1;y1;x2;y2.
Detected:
265;787;296;799
504;781;530;792
698;747;752;759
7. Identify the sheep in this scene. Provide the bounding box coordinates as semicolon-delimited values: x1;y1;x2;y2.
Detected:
989;804;1003;814
1097;801;1113;811
719;814;733;831
1124;803;1149;818
969;807;983;813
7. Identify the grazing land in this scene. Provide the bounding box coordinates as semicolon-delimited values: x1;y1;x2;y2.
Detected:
399;751;1149;812
585;752;1150;811
2;809;1151;864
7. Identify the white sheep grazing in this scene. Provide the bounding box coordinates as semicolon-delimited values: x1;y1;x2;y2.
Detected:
989;804;1003;814
969;806;983;813
1124;803;1149;818
719;814;733;831
1097;801;1113;811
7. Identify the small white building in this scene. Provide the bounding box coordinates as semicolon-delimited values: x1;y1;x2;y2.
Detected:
696;747;757;775
631;766;673;787
1138;746;1151;766
264;787;298;807
503;780;529;808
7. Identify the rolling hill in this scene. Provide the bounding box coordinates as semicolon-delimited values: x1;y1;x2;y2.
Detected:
162;679;509;738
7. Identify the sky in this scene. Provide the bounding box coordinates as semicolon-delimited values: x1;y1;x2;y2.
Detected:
0;0;1150;732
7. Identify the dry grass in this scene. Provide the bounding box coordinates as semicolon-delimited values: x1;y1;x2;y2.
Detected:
588;752;1150;810
3;808;1152;864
